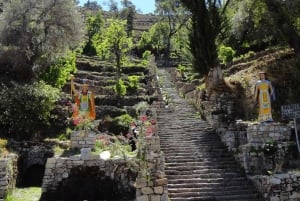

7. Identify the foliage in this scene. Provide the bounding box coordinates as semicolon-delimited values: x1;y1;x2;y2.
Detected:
0;81;60;140
120;0;136;37
114;114;134;128
93;19;133;78
127;75;140;91
114;78;127;96
180;0;230;76
218;44;236;64
83;11;104;56
0;0;85;79
138;31;152;53
0;138;8;156
149;22;169;58
5;187;41;201
155;0;190;59
40;52;76;88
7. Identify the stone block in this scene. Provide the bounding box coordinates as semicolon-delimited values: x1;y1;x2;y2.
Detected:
154;178;167;186
136;178;147;188
142;187;154;195
154;186;164;194
136;195;149;201
150;195;160;201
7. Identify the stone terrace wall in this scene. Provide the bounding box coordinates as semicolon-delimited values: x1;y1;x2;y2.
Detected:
250;172;300;201
135;136;168;201
0;154;18;199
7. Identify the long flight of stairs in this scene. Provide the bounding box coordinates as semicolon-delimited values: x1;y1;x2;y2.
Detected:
156;68;263;201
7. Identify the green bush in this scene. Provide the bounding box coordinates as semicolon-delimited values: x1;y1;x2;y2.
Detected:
40;52;76;88
0;81;60;140
114;79;127;96
128;75;140;91
218;45;236;64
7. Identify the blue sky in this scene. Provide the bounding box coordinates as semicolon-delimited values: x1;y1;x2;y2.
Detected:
78;0;156;14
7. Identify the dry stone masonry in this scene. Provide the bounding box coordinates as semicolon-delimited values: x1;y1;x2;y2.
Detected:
135;136;168;201
70;130;96;149
0;154;18;199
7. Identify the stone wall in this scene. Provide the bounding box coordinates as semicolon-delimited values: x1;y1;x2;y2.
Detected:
0;154;18;199
42;107;168;201
135;136;168;201
70;130;96;149
250;172;300;201
41;156;137;201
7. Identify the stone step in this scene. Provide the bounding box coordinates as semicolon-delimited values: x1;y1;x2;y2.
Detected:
167;177;248;184
167;172;243;180
169;193;261;201
165;169;238;175
169;190;257;199
168;188;258;196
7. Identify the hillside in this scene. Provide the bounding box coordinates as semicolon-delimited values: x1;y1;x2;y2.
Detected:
223;48;300;121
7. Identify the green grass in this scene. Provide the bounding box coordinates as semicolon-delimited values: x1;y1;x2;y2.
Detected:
5;187;41;201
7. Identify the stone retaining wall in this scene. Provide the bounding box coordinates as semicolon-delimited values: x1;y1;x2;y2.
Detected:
136;136;168;201
0;154;18;199
250;172;300;201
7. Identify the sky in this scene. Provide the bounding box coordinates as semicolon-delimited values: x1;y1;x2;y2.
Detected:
78;0;156;14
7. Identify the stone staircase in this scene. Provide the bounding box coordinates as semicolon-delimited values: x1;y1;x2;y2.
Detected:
156;68;263;201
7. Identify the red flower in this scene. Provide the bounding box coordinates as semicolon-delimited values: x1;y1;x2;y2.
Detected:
140;115;147;122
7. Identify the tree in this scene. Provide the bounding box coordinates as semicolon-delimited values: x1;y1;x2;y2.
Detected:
150;22;169;59
0;0;85;81
180;0;230;76
94;19;133;79
83;11;104;55
120;0;136;37
155;0;190;60
262;0;300;56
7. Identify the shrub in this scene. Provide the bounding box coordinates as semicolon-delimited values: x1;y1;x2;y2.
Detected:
114;79;127;96
127;75;140;92
40;52;76;88
0;81;60;140
218;45;236;64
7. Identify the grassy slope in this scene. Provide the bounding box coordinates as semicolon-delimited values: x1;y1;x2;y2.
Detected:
223;48;300;121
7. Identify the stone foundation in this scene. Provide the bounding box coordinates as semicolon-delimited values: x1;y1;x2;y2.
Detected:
0;154;18;199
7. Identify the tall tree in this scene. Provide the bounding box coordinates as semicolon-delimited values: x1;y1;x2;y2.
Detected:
120;0;136;37
262;0;300;56
83;11;104;55
0;0;85;81
155;0;190;60
94;19;133;79
180;0;230;76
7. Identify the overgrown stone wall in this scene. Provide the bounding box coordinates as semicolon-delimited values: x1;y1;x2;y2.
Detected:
0;154;18;199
